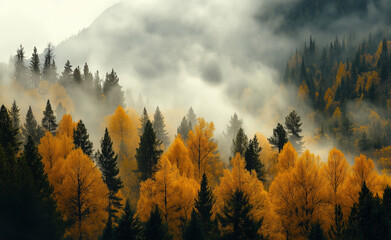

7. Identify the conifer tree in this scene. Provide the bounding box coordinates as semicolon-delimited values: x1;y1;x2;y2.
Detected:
83;63;94;88
308;222;326;240
226;113;243;139
55;102;66;120
152;106;170;148
186;107;197;128
284;110;304;152
73;120;93;157
97;128;123;222
9;100;22;144
231;127;248;158
0;105;20;160
29;46;41;88
136;120;163;181
94;71;103;98
268;123;288;153
177;116;192;142
101;216;114;240
244;135;265;182
14;44;28;87
42;43;56;83
22;106;44;143
103;69;125;110
73;66;82;84
42;100;57;135
183;209;207;240
218;190;264;240
194;173;217;238
114;199;142;240
138;107;149;136
328;204;345;240
59;60;73;86
143;206;173;240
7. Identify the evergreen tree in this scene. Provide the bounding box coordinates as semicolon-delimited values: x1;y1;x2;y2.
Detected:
328;204;345;240
22;106;44;143
244;135;265;182
0;105;20;161
177;116;192;142
143;206;173;240
73;120;93;157
59;60;73;86
183;209;207;240
55;102;66;120
138;108;150;136
268;123;288;153
231;127;248;158
383;186;391;232
94;71;103;99
42;43;56;83
152;106;170;149
9;100;22;144
14;44;28;87
101;214;114;240
42;100;57;135
218;190;264;240
97;128;123;222
358;132;371;152
284;110;304;152
194;173;217;238
186;107;197;128
83;63;94;89
103;69;125;111
308;222;326;240
225;113;243;139
29;46;41;88
73;66;82;84
114;199;142;240
136;120;163;181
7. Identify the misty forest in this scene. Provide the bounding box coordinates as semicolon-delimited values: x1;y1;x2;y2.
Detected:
1;0;391;239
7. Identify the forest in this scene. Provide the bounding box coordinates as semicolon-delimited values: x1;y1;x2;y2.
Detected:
0;33;391;240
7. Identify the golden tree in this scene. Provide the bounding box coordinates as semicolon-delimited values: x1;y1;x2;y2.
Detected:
277;142;298;173
56;113;76;138
162;135;194;178
187;118;222;183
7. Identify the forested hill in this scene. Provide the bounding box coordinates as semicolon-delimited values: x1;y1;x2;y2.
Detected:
284;34;391;167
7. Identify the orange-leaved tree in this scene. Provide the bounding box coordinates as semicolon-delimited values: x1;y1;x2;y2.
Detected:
162;135;194;178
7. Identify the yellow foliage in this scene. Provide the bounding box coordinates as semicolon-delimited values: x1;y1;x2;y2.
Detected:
162;135;194;178
119;158;140;205
332;107;341;120
270;150;326;238
298;81;309;102
335;62;346;87
187;118;222;183
39;132;60;172
376;146;391;173
214;153;281;238
57;114;76;138
55;149;108;239
277;142;298;173
256;132;278;186
48;84;74;114
137;157;199;238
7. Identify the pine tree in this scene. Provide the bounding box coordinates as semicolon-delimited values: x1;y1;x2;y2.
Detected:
152;106;170;148
114;199;142;240
136;120;163;181
308;222;326;240
218;190;264;240
194;173;217;238
0;105;20;161
177;116;192;142
143;206;173;240
186;107;197;128
73;120;93;157
328;204;345;240
268;123;288;153
103;69;125;111
42;43;56;83
358;132;371;152
94;71;103;99
14;44;28;87
244;135;265;182
73;66;82;84
101;215;114;240
284;110;304;152
59;60;73;86
42;100;57;135
29;46;41;88
55;102;66;120
22;106;44;143
138;107;149;136
83;63;93;89
226;113;243;139
231;127;248;158
97;128;123;222
183;209;207;240
9;100;22;144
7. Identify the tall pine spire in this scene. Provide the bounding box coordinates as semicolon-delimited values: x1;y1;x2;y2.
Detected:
152;106;170;149
42;100;57;135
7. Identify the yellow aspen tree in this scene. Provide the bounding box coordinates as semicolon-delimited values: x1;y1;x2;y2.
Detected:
277;142;298;173
270;150;326;239
214;153;281;238
107;106;139;162
342;154;381;210
137;156;198;239
162;135;194;178
55;149;108;240
56;113;76;138
187;118;222;183
256;132;278;185
38;132;60;172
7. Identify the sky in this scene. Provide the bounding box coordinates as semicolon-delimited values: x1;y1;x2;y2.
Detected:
0;0;120;62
